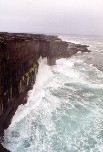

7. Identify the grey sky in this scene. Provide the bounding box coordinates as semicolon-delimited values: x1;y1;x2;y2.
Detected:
0;0;103;35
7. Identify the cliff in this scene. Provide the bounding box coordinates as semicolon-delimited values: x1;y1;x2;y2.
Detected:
0;32;90;151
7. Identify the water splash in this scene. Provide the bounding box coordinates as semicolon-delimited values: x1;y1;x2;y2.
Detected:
3;42;103;152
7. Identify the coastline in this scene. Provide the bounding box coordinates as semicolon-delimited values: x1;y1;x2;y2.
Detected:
0;32;90;151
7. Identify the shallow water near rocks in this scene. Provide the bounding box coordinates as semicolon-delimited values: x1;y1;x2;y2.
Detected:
3;35;103;152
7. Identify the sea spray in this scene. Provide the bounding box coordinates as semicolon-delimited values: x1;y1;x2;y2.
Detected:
3;36;103;152
4;57;53;127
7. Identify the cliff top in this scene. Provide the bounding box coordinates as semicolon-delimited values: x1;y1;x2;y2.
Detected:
0;32;61;43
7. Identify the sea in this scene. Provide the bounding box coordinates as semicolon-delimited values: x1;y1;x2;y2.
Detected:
2;35;103;152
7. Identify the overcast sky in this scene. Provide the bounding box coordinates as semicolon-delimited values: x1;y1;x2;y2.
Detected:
0;0;103;35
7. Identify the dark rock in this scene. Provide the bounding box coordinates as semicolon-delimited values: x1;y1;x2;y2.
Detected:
0;143;10;152
0;32;90;150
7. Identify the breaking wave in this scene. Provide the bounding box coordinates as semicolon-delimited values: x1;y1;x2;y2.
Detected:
3;36;103;152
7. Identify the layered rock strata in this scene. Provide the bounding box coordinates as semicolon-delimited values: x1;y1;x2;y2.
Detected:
0;32;90;151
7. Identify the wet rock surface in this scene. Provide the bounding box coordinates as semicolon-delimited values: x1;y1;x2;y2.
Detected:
0;32;90;151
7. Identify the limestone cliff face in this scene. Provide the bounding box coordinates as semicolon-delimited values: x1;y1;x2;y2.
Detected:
0;35;38;119
0;33;90;137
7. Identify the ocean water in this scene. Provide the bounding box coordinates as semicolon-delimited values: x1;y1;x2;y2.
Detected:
3;35;103;152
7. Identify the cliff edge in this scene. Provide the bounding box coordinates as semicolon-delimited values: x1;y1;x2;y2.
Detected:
0;32;90;151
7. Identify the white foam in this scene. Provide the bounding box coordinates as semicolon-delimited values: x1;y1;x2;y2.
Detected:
8;57;54;127
58;35;81;44
3;46;103;152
